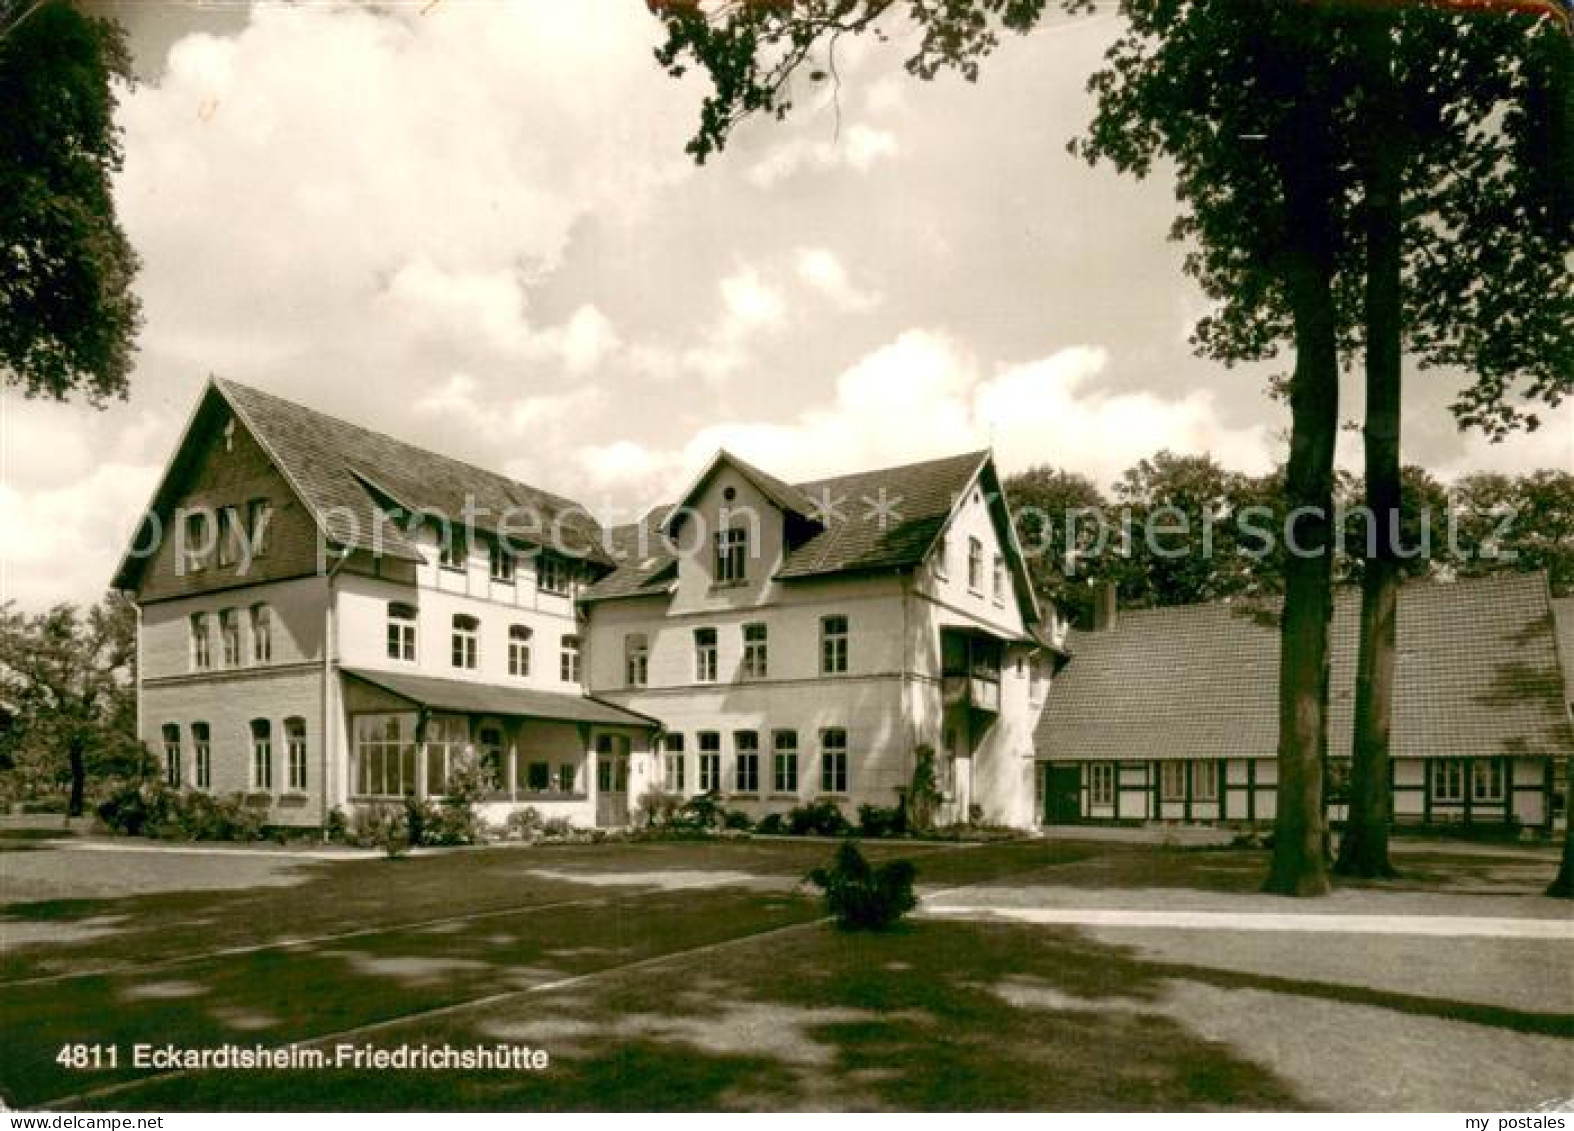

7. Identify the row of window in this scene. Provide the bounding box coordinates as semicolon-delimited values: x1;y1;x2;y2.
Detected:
1086;758;1510;807
624;616;851;688
1088;761;1220;806
182;498;272;572
1432;758;1505;803
437;534;576;595
160;718;306;792
190;604;273;670
385;602;580;681
936;534;1009;605
659;728;850;796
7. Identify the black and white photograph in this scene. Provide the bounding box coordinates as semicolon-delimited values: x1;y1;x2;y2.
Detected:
1;0;1571;1117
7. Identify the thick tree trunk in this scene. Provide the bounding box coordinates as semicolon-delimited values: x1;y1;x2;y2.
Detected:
1549;755;1574;899
1338;16;1402;880
67;736;86;818
1264;91;1340;899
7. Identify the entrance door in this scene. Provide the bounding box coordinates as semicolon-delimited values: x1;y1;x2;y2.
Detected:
595;734;629;827
1044;765;1082;824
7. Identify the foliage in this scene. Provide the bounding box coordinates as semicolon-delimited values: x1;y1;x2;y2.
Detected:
503;806;544;839
324;806;350;844
96;782;266;842
0;594;138;815
806;840;918;931
787;798;852;837
675;791;726;831
722;807;755;831
350;802;411;858
857;803;906;838
756;812;786;835
636;785;686;828
0;0;142;403
905;743;940;832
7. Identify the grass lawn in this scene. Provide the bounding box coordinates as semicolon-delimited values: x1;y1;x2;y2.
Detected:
2;833;1568;1111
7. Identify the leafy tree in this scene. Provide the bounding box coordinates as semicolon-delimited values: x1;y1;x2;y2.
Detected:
0;594;139;816
1004;465;1108;625
0;0;141;403
651;0;1571;896
1449;470;1574;597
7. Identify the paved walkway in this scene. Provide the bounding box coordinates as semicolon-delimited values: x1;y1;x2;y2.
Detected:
919;903;1574;939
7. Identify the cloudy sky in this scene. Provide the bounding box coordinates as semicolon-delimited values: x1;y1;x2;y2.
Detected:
2;0;1569;610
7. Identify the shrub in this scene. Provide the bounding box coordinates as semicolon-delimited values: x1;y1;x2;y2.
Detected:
350;802;409;856
504;806;544;841
324;806;350;843
756;812;786;835
636;786;685;829
96;784;266;841
674;792;725;831
97;782;169;836
907;744;941;833
807;841;918;931
787;799;850;837
539;816;575;839
857;803;906;839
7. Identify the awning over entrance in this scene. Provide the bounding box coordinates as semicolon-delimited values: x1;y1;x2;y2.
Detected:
341;667;659;729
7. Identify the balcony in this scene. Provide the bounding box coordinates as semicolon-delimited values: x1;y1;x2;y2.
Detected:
940;627;1002;716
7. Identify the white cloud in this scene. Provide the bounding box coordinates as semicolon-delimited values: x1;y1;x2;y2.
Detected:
746;124;899;188
568;329;1275;511
794;247;879;311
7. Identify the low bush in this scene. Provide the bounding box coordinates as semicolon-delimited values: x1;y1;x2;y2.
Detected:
636;787;686;829
787;799;850;837
324;806;350;843
97;783;266;842
756;812;786;835
807;840;918;931
722;808;754;831
857;803;906;839
674;792;726;831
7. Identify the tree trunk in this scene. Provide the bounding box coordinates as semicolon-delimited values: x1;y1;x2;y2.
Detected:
67;736;86;818
1549;755;1574;898
1338;15;1402;880
1263;92;1340;899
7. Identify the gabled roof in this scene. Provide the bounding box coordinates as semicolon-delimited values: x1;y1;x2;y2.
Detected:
580;450;1014;610
113;378;611;591
1036;572;1574;762
659;448;820;536
216;379;607;562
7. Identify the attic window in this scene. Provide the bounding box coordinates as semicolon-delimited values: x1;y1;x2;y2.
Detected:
223;418;236;453
723;486;737;502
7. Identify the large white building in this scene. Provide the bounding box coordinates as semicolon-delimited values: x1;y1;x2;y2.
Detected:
114;379;1063;830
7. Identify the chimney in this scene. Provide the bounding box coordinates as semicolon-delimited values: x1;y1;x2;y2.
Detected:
1092;581;1118;632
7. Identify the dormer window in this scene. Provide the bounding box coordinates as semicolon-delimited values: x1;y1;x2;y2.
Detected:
440;528;468;572
538;552;570;596
714;527;748;584
489;540;515;583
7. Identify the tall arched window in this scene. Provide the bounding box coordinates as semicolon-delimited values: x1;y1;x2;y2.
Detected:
192;722;211;790
250;719;272;792
285;717;307;791
161;723;182;787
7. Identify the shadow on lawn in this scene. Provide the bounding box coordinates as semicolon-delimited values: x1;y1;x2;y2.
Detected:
85;920;1313;1112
